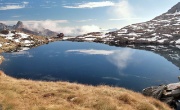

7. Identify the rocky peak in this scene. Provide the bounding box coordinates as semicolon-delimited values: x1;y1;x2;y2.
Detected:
14;21;24;29
0;23;8;31
167;2;180;13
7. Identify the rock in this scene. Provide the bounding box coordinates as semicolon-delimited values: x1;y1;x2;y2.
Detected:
0;30;9;34
57;33;64;38
142;85;166;99
14;21;24;29
0;23;8;31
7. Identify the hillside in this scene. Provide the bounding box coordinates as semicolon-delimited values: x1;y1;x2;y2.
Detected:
0;71;171;110
0;29;63;52
65;2;180;47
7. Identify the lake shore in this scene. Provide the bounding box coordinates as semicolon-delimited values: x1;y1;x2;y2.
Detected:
0;38;173;109
0;71;171;110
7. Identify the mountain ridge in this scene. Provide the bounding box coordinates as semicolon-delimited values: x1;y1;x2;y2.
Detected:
0;21;58;37
167;2;180;13
65;2;180;46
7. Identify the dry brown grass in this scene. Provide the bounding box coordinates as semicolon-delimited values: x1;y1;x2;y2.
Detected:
0;71;171;110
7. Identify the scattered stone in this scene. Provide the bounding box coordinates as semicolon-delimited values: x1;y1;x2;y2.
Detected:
142;82;180;108
43;93;55;98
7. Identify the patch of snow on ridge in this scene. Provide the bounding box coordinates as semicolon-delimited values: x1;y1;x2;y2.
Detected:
84;38;96;41
23;40;31;44
18;33;29;39
176;45;180;49
157;39;168;43
163;34;173;37
176;39;180;44
14;39;20;42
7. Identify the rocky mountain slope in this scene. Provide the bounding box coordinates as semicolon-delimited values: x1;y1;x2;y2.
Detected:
67;2;180;46
0;30;49;52
0;30;63;52
107;2;180;45
0;21;58;37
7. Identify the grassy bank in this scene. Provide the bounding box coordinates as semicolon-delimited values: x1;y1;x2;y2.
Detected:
0;71;171;110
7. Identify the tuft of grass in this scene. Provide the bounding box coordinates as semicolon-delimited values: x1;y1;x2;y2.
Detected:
0;71;171;110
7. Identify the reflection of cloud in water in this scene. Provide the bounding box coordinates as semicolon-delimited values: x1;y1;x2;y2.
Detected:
66;49;133;69
42;75;58;81
66;49;114;55
108;49;134;69
12;51;33;58
102;77;120;81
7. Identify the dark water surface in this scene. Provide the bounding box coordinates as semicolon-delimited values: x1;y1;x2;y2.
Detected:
0;41;180;91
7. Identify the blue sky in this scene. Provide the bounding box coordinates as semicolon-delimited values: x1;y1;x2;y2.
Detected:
0;0;179;35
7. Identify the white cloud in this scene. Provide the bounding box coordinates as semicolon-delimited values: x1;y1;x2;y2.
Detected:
64;1;115;9
0;20;101;36
0;1;29;10
76;19;96;23
107;49;133;69
0;5;25;10
109;18;143;21
108;0;134;19
24;20;100;36
22;2;29;5
66;49;114;55
12;15;21;18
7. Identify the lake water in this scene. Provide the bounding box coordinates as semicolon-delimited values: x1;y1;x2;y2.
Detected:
0;41;180;91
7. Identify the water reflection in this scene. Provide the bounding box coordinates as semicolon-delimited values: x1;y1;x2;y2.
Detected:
11;51;33;58
66;49;134;70
0;41;180;91
66;49;114;55
107;49;134;70
128;45;180;69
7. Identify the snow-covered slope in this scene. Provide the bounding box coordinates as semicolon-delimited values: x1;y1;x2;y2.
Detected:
67;2;180;46
0;30;50;52
107;2;180;45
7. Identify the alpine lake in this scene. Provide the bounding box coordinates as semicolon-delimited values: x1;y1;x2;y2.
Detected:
0;41;180;92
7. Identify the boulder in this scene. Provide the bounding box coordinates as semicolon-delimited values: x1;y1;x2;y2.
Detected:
57;33;64;38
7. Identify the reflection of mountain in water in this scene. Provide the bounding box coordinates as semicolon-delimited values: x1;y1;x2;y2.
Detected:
123;45;180;69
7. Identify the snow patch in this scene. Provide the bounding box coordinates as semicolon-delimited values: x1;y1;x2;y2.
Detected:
157;39;168;43
176;39;180;44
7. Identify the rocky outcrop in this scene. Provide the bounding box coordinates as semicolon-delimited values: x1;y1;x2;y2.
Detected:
0;23;8;31
0;30;63;52
13;21;24;29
